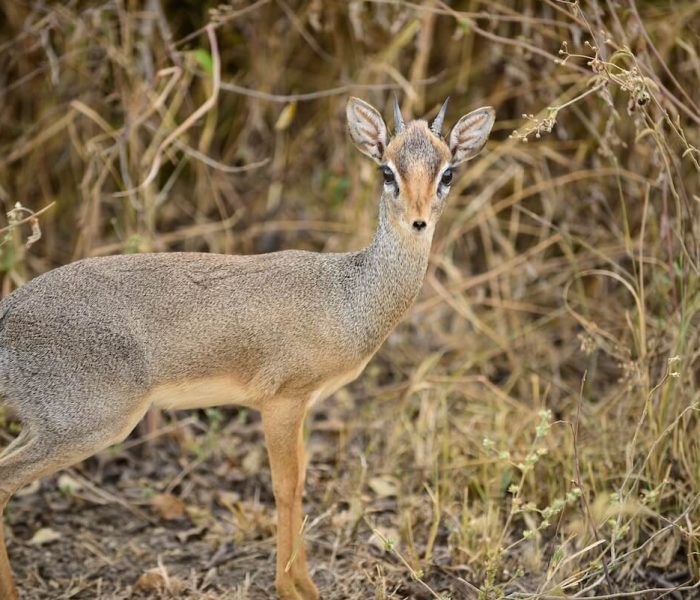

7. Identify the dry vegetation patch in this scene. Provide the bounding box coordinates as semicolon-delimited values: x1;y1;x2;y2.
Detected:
1;0;699;598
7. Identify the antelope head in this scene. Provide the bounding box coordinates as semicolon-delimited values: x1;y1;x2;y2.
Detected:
347;96;495;236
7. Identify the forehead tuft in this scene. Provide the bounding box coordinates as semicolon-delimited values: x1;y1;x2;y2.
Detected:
386;120;450;180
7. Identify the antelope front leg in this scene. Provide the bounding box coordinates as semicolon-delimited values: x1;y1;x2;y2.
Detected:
262;402;319;600
289;427;319;599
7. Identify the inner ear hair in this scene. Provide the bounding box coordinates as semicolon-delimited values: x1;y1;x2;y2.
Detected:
346;97;388;163
449;106;495;166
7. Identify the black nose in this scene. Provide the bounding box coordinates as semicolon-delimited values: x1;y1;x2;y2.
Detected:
412;220;427;231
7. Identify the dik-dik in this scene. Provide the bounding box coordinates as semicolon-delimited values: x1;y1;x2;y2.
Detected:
0;96;494;599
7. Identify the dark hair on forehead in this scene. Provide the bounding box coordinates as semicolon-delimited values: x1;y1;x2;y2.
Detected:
393;124;443;180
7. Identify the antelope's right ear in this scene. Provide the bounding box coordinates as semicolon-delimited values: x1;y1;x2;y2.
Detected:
346;97;388;164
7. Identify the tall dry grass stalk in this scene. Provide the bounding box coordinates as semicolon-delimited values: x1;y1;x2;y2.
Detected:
1;0;699;598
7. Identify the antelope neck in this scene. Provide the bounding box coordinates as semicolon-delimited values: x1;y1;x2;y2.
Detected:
350;197;431;350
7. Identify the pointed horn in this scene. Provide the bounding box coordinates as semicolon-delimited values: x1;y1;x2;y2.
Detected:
393;93;405;134
430;97;449;135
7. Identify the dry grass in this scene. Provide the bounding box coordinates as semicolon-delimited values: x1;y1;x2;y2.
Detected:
1;0;700;598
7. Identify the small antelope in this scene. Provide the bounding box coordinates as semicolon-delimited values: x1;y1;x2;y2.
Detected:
0;97;494;599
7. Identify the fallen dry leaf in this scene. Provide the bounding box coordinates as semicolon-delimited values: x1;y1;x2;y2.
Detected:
135;568;185;594
135;570;165;592
28;527;61;545
368;476;400;498
57;474;82;494
151;493;186;520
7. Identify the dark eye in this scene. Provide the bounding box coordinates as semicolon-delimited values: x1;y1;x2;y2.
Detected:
381;166;395;185
441;168;453;186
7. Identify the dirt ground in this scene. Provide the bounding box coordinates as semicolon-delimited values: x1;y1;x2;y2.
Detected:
5;399;473;600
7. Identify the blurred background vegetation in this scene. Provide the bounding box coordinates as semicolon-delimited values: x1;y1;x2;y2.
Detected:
1;0;699;598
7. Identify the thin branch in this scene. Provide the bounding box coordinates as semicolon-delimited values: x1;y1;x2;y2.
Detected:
571;371;615;594
174;0;271;47
114;24;221;198
0;202;56;236
216;75;442;103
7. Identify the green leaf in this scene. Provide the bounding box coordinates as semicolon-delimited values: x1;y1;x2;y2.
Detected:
194;48;213;74
499;468;513;495
1;242;15;272
609;49;634;63
125;234;142;254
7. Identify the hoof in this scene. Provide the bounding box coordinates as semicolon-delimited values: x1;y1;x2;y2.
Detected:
294;575;320;600
276;579;303;600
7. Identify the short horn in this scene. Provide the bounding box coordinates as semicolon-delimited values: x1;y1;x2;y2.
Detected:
393;93;405;134
430;97;449;135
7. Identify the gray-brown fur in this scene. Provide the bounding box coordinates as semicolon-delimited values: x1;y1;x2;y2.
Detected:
0;97;494;600
391;120;446;181
0;217;426;424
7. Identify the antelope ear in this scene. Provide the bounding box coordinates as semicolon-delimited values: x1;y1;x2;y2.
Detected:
449;107;495;166
346;97;388;163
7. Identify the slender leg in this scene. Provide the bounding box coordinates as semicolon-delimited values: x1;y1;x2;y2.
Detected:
0;435;125;599
0;430;30;464
290;430;319;599
0;398;148;600
0;497;17;600
0;434;63;600
262;401;318;600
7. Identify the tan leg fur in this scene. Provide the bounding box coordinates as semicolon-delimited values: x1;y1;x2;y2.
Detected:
262;401;319;600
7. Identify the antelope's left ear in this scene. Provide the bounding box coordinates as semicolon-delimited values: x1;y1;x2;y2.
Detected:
449;107;495;166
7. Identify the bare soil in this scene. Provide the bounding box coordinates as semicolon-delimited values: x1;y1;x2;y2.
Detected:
6;403;469;600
